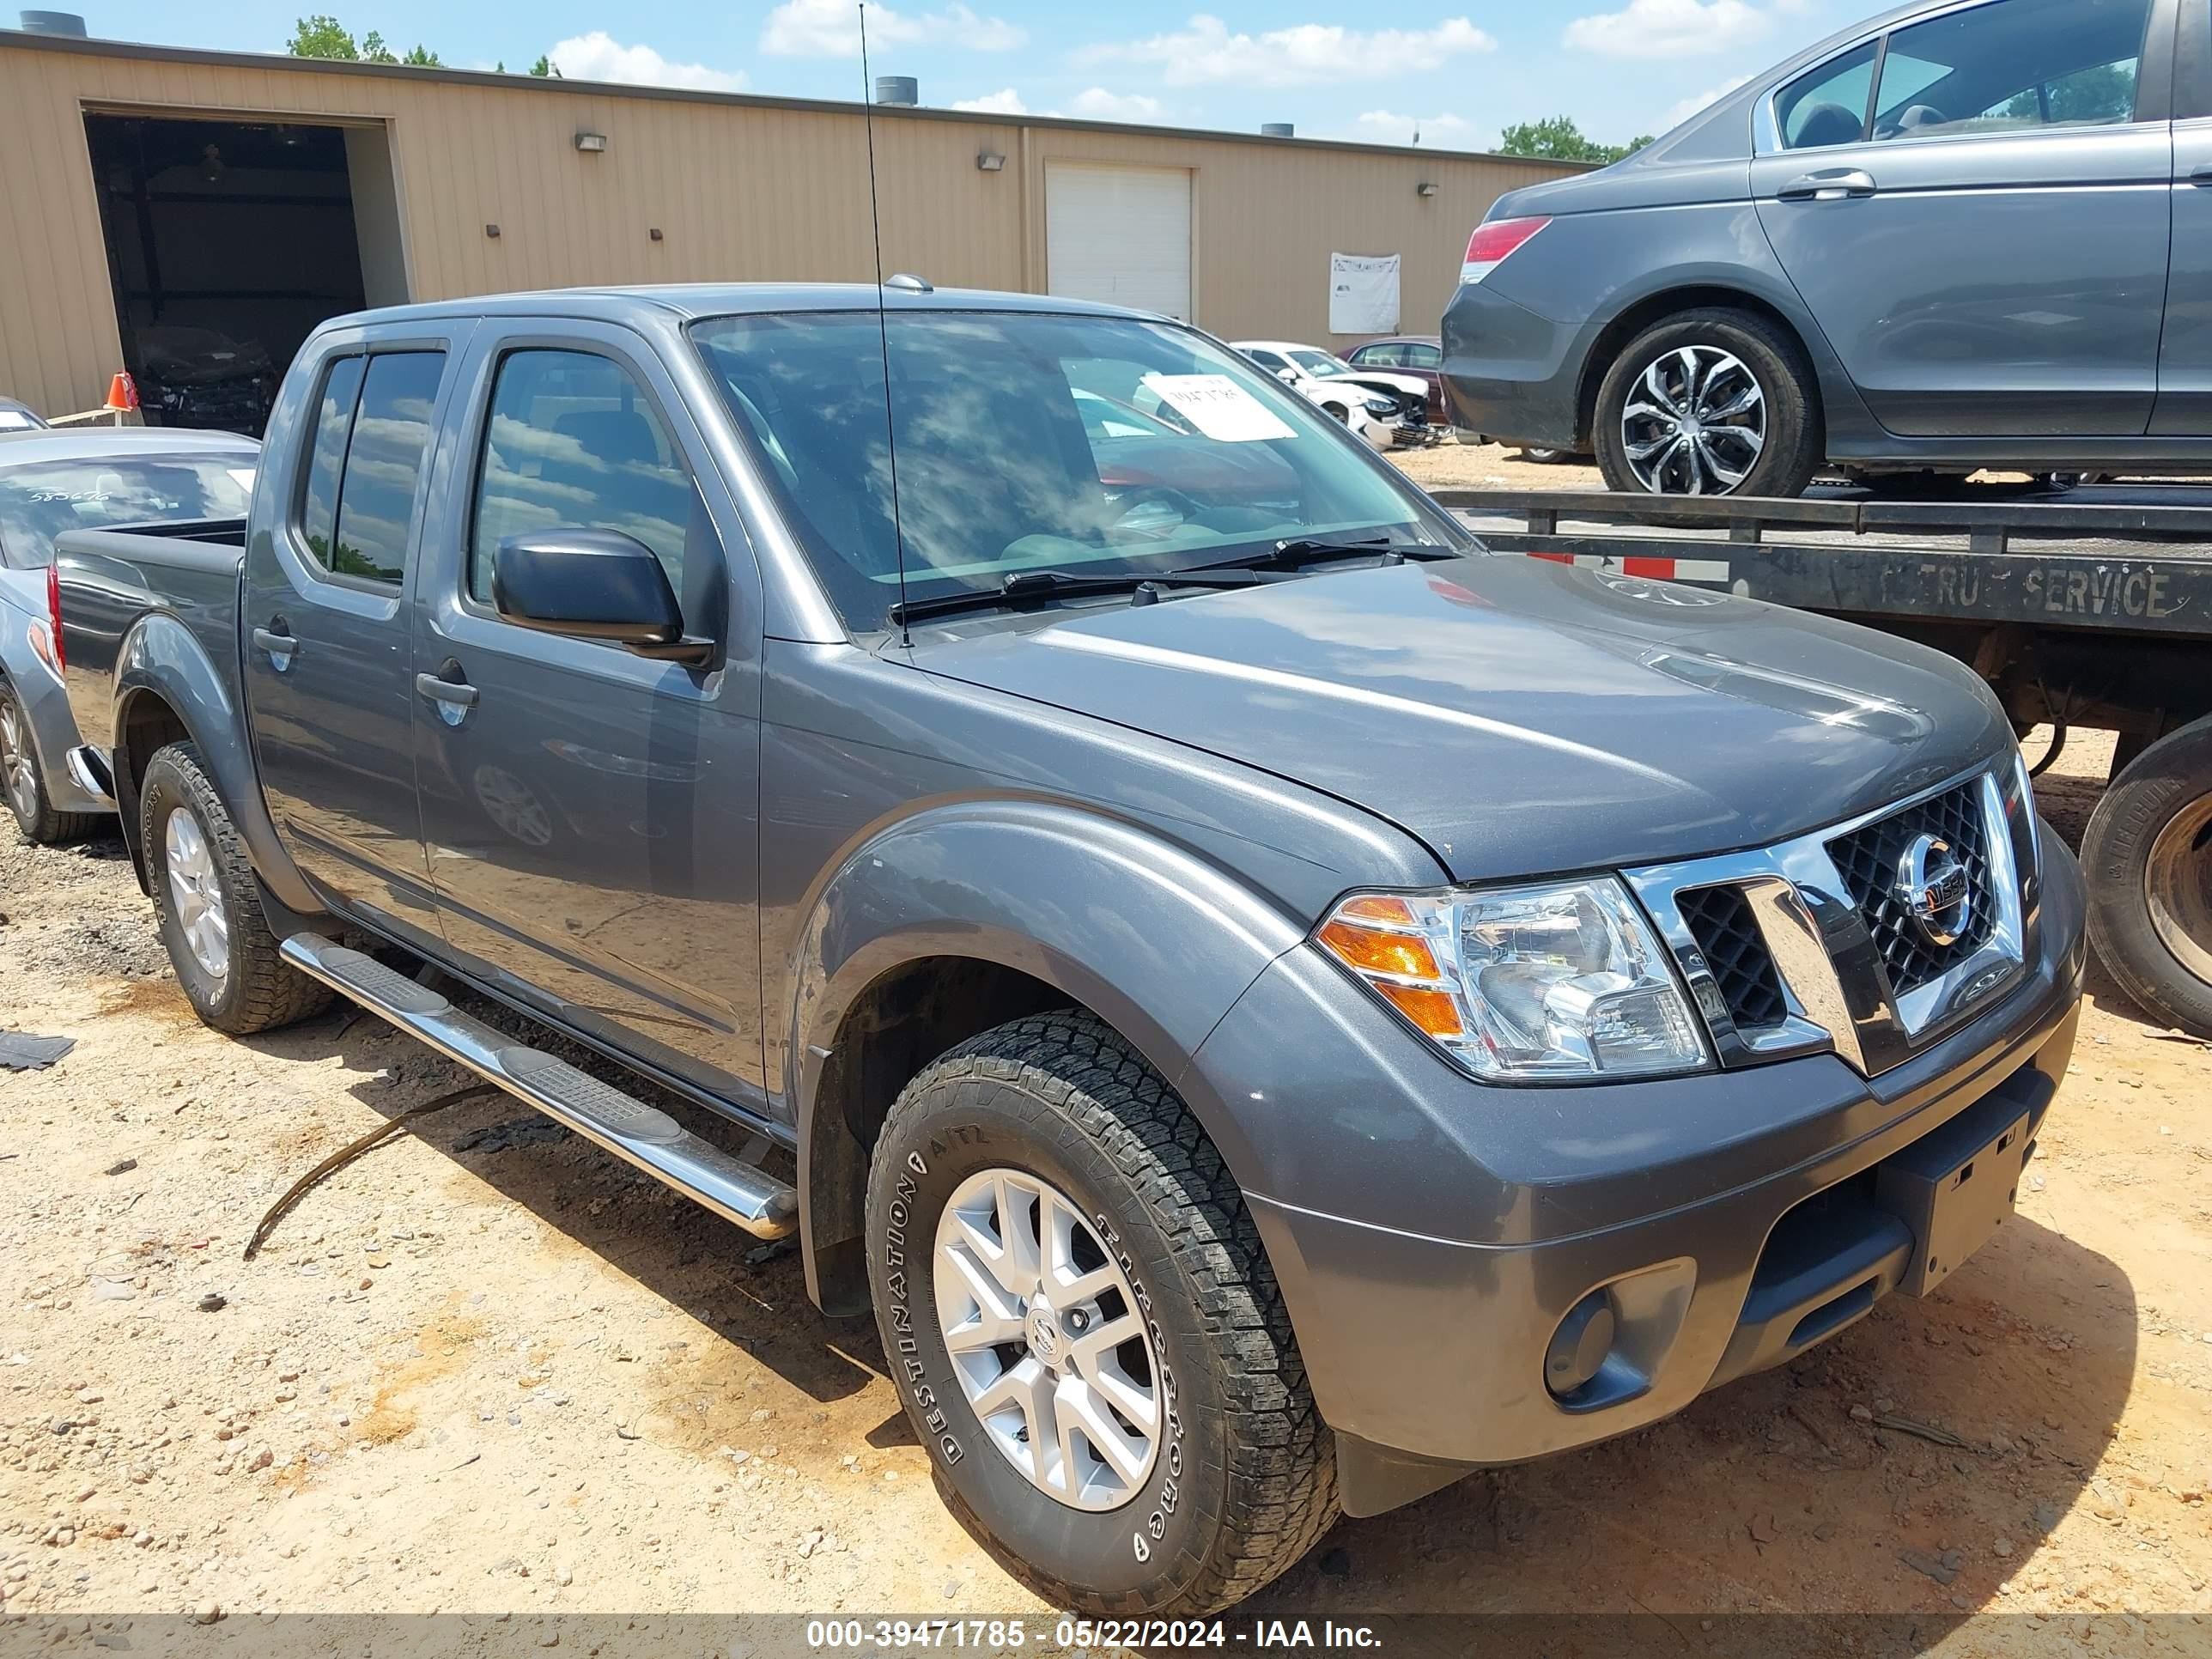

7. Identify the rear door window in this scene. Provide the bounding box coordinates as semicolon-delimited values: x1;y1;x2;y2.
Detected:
295;350;445;586
1872;0;2154;139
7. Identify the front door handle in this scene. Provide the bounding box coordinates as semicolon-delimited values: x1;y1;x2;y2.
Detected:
251;624;295;666
415;672;479;721
1778;168;1877;201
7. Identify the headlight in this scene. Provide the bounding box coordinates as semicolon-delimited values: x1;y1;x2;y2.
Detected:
1317;879;1711;1083
1363;396;1398;416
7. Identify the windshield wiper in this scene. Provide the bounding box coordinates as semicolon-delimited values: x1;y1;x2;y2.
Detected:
1187;536;1462;575
888;566;1267;627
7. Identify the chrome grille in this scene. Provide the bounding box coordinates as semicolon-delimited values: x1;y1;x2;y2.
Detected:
1675;884;1789;1031
1626;763;2033;1079
1826;782;1997;997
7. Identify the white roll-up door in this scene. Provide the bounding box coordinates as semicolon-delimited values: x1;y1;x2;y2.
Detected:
1045;164;1192;321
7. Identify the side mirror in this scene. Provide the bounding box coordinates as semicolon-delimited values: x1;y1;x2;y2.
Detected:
1276;368;1299;385
491;529;711;665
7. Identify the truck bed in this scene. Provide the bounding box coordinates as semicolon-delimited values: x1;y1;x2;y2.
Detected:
51;520;249;754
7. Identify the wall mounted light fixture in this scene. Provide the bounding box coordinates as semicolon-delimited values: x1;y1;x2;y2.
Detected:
574;131;608;154
484;223;501;238
976;150;1006;172
1416;180;1439;198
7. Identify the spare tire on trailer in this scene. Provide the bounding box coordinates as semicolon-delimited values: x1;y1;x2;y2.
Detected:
2082;714;2212;1037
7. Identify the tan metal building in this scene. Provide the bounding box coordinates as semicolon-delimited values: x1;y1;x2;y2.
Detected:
0;24;1582;423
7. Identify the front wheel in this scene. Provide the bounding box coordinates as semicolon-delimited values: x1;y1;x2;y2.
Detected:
1593;308;1822;500
865;1012;1338;1615
2083;718;2212;1037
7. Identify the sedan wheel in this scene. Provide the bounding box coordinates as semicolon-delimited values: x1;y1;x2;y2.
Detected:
1;696;37;827
1620;346;1766;495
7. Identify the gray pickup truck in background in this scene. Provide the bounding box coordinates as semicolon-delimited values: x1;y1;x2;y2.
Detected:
54;283;2086;1615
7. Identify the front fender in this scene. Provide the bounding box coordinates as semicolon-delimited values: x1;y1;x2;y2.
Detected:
787;799;1308;1310
112;614;318;915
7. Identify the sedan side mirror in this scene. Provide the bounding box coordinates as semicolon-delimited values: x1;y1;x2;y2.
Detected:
491;529;712;666
1276;368;1299;386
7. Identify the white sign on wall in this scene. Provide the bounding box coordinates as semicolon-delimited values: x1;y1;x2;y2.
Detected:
1328;252;1401;335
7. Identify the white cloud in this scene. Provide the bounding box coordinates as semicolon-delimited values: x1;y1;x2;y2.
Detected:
1083;14;1497;88
1066;86;1165;121
548;32;747;91
1563;0;1787;59
953;87;1028;112
1660;72;1754;127
1346;109;1476;147
762;0;1024;58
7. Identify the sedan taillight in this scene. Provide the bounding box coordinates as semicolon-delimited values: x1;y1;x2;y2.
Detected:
44;562;65;673
1461;216;1552;285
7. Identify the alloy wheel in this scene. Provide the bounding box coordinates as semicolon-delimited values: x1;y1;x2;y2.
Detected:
933;1167;1163;1510
1621;346;1767;495
1;699;35;824
164;805;230;979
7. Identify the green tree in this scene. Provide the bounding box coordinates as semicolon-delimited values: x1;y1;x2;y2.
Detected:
286;16;441;67
1499;114;1654;166
287;14;359;58
529;54;560;77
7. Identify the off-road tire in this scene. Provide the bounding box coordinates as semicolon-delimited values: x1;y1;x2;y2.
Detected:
1;680;100;845
2083;717;2212;1037
141;742;331;1035
865;1011;1338;1615
1593;307;1823;500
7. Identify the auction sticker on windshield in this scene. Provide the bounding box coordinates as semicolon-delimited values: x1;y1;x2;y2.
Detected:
1140;374;1297;443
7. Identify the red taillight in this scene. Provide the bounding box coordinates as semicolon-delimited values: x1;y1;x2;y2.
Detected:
45;562;64;673
1461;216;1551;284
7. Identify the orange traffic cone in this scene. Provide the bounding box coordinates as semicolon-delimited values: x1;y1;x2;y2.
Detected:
104;371;139;425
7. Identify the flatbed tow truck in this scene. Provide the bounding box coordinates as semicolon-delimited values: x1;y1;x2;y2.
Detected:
1437;485;2212;1039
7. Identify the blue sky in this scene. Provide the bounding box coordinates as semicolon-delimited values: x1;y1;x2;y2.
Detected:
77;0;1869;149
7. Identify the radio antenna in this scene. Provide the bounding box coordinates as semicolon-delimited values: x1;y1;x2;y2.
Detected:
859;3;912;646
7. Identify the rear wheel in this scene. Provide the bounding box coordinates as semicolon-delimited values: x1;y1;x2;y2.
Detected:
141;742;331;1035
1594;308;1822;499
2083;716;2212;1037
1;682;100;845
865;1012;1338;1615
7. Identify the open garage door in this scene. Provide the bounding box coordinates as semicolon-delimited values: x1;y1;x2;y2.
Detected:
83;114;402;435
1046;164;1191;322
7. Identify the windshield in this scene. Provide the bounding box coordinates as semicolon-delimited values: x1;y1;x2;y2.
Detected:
1291;349;1356;379
691;310;1464;629
0;455;252;569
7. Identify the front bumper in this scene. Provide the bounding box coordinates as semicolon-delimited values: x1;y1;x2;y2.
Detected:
1182;824;2086;1511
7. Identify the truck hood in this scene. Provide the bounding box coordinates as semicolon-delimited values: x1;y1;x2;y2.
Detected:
908;555;2013;883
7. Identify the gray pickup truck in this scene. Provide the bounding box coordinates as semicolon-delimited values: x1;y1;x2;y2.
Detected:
55;283;2086;1615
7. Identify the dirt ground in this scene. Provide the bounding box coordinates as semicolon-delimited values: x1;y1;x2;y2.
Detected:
1;483;2209;1650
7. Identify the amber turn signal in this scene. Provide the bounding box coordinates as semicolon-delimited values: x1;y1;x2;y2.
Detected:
1317;919;1440;981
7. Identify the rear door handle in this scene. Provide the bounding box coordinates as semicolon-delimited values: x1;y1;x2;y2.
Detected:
415;672;479;709
2190;165;2212;186
1778;168;1877;201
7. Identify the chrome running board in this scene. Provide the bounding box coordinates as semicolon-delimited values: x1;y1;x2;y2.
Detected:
280;932;797;1239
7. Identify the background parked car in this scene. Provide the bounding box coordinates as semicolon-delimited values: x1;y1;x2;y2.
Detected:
1233;340;1437;448
1444;0;2190;498
0;427;255;842
0;398;48;433
1344;334;1449;424
134;325;281;435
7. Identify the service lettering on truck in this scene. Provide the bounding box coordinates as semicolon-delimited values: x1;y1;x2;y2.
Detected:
2021;562;2179;623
